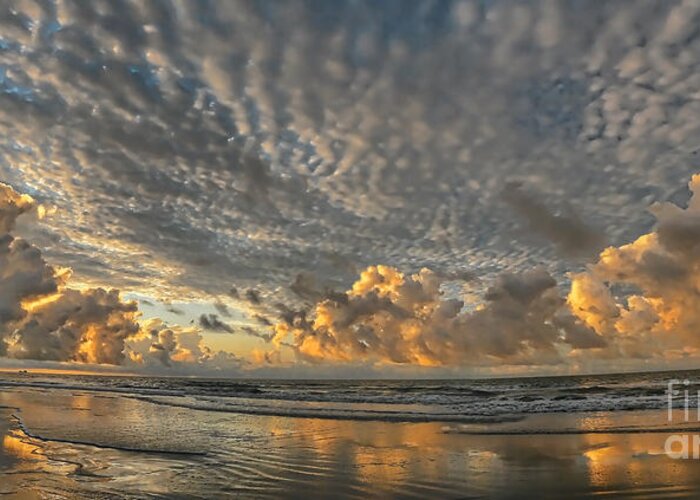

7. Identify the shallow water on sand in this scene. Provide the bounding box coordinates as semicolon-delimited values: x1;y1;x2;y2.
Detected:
3;387;700;498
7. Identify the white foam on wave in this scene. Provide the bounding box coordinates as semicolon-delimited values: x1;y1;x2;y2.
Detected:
0;371;696;423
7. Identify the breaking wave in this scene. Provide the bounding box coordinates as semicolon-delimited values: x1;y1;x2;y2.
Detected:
1;369;699;423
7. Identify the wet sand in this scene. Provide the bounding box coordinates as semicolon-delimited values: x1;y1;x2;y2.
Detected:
3;388;700;498
0;407;56;500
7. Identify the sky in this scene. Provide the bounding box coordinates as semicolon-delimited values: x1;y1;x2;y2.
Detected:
1;0;700;377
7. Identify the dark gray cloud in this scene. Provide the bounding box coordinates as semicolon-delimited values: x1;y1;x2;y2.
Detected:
213;301;231;317
197;313;233;333
502;181;606;258
253;314;272;327
245;289;262;305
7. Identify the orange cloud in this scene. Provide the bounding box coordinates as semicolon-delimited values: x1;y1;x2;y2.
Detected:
271;265;603;367
0;183;242;373
260;174;700;369
568;174;700;360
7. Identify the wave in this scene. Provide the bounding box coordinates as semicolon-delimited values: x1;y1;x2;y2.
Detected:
128;395;526;424
0;380;188;397
0;371;696;423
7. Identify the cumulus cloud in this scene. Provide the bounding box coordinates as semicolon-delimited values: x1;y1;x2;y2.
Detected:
0;183;241;372
0;235;63;325
0;184;139;363
8;168;700;373
3;0;700;375
126;319;243;372
568;174;700;360
258;174;700;369
268;264;604;367
8;288;140;365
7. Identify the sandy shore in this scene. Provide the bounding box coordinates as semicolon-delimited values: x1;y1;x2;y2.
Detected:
2;387;700;498
0;407;45;499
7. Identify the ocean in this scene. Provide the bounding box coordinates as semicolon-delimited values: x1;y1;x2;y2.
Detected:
2;369;698;424
2;370;700;498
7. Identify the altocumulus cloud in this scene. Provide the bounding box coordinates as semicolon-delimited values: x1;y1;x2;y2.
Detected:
1;0;699;310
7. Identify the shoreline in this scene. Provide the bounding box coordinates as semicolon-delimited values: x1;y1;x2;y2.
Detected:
3;383;700;497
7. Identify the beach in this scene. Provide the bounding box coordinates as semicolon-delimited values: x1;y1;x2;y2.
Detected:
2;0;700;497
2;373;700;498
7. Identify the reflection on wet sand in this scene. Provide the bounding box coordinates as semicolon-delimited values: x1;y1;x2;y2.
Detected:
3;431;39;460
1;390;700;497
0;408;52;499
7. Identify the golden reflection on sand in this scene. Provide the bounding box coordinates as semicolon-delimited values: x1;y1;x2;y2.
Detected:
581;432;699;493
1;391;700;497
2;432;39;460
234;408;700;496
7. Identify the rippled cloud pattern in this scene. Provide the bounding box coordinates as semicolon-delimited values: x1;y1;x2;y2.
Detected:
1;0;698;313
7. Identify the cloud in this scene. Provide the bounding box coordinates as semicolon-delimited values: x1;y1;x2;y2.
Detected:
253;314;272;326
290;272;323;301
0;183;241;373
568;174;700;360
0;235;63;325
7;288;140;365
0;183;37;234
166;305;185;315
1;0;697;311
7;168;700;374
3;2;700;375
245;289;262;304
213;301;231;317
251;347;283;366
261;173;700;369
0;184;141;364
126;319;243;373
197;313;233;333
503;180;606;257
270;264;604;367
